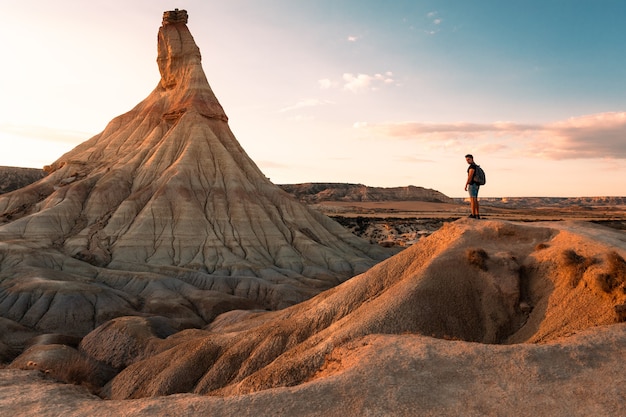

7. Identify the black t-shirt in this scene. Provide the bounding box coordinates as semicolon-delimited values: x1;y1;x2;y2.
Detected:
467;163;478;185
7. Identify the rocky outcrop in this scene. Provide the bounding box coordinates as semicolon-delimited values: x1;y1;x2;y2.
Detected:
3;322;626;416
0;11;393;339
280;183;453;203
2;214;626;415
41;219;623;400
333;216;450;247
162;8;188;25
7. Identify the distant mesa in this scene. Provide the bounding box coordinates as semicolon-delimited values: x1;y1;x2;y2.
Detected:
279;183;454;203
0;166;45;195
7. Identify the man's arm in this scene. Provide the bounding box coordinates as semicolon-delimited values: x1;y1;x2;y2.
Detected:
465;168;475;191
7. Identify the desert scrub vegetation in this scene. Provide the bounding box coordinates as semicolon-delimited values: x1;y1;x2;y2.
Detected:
561;249;598;288
594;251;626;294
14;350;116;394
466;248;489;271
48;353;116;393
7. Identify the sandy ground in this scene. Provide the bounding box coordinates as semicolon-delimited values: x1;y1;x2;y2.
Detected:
312;200;626;222
1;206;625;416
315;200;626;248
2;323;626;417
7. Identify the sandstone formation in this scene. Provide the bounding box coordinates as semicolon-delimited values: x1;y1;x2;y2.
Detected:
0;11;392;341
1;323;625;417
1;218;624;416
90;219;626;399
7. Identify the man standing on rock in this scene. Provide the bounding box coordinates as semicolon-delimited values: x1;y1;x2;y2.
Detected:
464;154;480;219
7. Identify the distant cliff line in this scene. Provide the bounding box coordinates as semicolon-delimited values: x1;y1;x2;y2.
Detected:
454;196;626;208
0;166;45;194
278;183;453;204
1;167;624;207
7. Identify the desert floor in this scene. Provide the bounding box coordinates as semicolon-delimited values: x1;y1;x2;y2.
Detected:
312;200;626;223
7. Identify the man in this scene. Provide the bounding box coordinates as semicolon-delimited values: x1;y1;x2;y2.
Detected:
464;154;480;219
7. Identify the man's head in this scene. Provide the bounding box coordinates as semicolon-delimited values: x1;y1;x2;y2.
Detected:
465;154;474;164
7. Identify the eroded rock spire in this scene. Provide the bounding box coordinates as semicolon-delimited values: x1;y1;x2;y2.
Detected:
156;9;227;121
0;10;394;336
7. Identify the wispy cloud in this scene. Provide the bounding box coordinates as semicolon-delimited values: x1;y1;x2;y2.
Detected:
354;112;626;159
347;35;359;42
279;99;333;113
320;72;396;93
541;113;626;159
0;123;92;144
425;11;442;35
394;155;437;164
318;78;339;90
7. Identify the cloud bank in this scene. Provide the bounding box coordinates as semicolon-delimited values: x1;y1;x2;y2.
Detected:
355;112;626;159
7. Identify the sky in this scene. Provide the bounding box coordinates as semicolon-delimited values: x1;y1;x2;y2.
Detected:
1;0;625;197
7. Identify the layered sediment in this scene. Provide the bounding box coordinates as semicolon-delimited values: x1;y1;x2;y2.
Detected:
0;10;393;337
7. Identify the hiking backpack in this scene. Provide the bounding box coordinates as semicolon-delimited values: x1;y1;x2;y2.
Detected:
473;165;486;185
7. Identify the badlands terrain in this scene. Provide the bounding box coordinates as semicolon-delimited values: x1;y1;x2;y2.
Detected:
5;173;625;247
1;9;626;417
280;183;626;247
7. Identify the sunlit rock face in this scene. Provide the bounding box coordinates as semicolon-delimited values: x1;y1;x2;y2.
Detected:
93;219;626;400
0;10;394;337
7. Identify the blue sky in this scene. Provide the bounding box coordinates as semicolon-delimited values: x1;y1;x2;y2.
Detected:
1;0;625;197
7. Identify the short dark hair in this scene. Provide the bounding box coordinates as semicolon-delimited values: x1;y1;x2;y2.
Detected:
465;154;473;159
